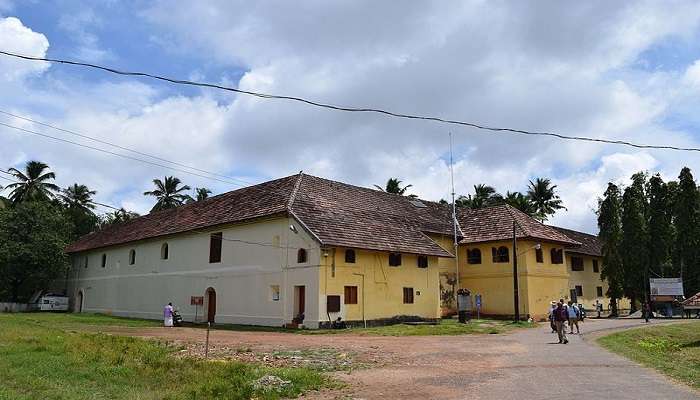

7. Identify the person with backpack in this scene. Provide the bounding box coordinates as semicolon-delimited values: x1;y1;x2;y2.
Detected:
567;301;580;334
554;299;569;344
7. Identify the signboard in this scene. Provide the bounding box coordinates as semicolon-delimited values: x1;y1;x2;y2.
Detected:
650;278;684;296
190;296;204;306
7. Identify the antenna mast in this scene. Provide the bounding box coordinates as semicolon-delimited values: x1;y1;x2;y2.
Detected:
449;133;460;297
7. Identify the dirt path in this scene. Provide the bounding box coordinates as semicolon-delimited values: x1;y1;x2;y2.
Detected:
112;319;699;399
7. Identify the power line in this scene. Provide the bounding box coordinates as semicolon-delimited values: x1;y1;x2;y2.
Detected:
2;50;700;153
0;121;246;186
0;110;252;186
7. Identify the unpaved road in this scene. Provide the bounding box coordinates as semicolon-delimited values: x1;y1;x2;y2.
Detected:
113;319;699;399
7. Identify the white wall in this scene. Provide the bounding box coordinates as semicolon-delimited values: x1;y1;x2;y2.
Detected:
67;216;323;328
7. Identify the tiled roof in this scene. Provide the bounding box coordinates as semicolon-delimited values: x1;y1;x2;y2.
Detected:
66;173;454;258
456;204;580;247
551;226;601;257
682;292;700;307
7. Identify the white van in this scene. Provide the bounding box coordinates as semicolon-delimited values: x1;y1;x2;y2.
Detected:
36;293;69;311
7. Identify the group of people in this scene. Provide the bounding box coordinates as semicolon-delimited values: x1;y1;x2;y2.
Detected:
548;299;584;344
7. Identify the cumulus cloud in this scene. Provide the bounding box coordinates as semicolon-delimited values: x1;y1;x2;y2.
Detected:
0;17;49;81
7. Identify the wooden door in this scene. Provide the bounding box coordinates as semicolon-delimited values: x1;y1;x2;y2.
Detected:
77;291;83;313
298;286;305;315
207;289;216;323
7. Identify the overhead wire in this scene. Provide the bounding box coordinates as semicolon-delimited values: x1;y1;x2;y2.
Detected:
2;50;700;152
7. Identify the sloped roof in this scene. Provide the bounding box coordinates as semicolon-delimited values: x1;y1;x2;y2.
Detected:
681;292;700;307
551;226;602;257
456;204;580;246
66;173;454;257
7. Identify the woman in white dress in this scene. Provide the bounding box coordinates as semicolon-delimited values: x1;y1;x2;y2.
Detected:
163;302;174;327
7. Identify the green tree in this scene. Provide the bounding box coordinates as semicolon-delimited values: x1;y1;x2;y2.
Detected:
646;174;673;277
374;178;414;196
456;184;503;208
5;161;60;204
144;176;192;212
0;202;71;302
60;184;99;239
504;191;536;216
99;208;140;229
527;178;565;221
673;167;699;296
194;187;212;201
598;182;625;317
620;172;649;312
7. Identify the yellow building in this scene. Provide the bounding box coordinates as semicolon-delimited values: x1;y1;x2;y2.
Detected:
65;173;622;328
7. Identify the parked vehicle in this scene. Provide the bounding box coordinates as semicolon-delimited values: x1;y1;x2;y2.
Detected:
29;291;69;312
173;309;183;326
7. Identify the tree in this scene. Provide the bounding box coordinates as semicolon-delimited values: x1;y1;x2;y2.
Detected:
620;172;649;312
0;201;71;302
646;174;673;277
188;187;212;203
456;184;503;208
504;191;536;216
673;167;699;296
144;176;192;212
5;161;60;204
527;178;565;221
374;178;414;196
60;184;99;239
598;182;624;317
99;208;140;228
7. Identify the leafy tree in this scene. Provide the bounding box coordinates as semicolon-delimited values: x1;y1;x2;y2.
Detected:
60;184;99;239
456;184;504;208
194;187;212;201
620;172;649;311
5;161;60;204
144;176;192;212
99;208;140;228
598;182;624;317
0;202;71;302
527;178;565;221
374;178;414;196
673;167;699;296
504;191;536;216
646;174;673;276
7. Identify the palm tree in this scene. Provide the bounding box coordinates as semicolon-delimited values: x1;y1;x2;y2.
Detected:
100;208;140;228
5;161;60;204
60;184;97;213
526;178;565;221
504;191;536;216
144;176;192;212
457;184;503;208
195;187;212;201
375;178;413;196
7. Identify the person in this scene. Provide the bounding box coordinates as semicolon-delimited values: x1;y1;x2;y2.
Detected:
163;302;174;327
567;301;580;334
578;303;586;322
548;301;557;333
643;302;651;323
595;300;602;318
554;299;569;344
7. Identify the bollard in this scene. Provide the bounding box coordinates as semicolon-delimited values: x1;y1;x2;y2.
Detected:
205;322;210;359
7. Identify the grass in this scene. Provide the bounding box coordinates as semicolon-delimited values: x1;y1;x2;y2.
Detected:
598;322;700;390
0;313;331;400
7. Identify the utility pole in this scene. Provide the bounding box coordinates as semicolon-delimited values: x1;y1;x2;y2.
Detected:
512;221;520;323
449;133;460;305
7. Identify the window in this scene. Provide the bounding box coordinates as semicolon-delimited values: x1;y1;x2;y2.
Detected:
84;256;88;269
575;285;583;297
209;232;222;263
345;249;356;263
571;256;584;271
161;243;169;260
327;295;341;312
596;286;603;297
550;248;564;264
344;286;358;304
593;259;599;273
467;248;482;264
270;285;280;301
535;248;543;263
417;255;428;268
297;248;307;263
389;253;402;266
403;287;414;304
128;249;136;265
492;246;509;263
101;253;107;268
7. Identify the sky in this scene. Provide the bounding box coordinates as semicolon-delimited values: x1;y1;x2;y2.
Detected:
2;1;700;233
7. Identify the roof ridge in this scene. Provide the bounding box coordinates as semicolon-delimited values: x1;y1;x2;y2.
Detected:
286;170;304;210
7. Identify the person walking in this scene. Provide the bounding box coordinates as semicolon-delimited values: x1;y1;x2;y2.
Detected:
548;301;557;333
595;300;602;318
567;301;580;334
643;302;651;323
554;300;569;344
163;302;174;327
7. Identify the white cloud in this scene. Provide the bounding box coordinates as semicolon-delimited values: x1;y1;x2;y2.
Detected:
0;17;49;81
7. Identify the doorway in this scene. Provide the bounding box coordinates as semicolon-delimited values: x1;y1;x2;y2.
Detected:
294;285;306;322
76;291;83;313
206;287;216;323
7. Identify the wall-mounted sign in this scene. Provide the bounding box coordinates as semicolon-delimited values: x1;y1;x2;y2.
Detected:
191;296;204;306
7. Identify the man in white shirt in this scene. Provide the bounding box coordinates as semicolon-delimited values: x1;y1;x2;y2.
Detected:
567;301;580;334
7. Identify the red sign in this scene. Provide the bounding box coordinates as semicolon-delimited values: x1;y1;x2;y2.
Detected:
190;296;204;306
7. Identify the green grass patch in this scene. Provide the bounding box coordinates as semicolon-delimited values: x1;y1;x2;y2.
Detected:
598;322;700;389
0;313;331;400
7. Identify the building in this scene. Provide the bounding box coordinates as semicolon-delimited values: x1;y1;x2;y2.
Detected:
65;173;619;327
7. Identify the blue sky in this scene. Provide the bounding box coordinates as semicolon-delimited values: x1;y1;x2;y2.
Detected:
3;1;700;233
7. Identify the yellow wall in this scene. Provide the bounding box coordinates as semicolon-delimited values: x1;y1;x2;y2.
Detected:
565;253;631;311
318;248;441;323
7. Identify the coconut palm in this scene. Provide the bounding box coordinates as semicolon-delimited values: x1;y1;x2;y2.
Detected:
144;176;192;212
5;161;60;204
100;208;140;228
60;184;97;213
375;178;414;196
527;178;565;221
195;187;212;201
504;191;536;216
456;184;503;208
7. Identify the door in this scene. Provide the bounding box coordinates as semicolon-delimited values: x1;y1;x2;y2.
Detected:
76;291;83;313
206;288;216;323
294;285;306;322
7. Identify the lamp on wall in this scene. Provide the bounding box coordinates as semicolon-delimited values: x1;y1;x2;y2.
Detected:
289;224;298;234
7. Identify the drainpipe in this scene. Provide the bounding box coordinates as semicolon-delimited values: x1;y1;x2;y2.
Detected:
353;272;366;328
